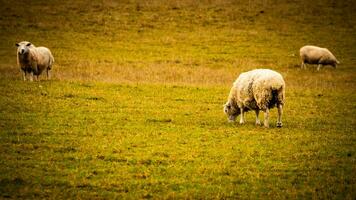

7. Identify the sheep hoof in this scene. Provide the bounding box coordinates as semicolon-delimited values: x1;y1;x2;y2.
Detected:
276;122;283;128
255;121;261;126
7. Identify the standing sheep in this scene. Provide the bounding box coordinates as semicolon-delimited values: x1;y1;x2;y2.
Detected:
300;45;339;71
16;41;54;81
224;69;285;128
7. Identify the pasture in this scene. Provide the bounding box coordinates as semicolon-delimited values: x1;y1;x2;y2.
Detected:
0;0;355;199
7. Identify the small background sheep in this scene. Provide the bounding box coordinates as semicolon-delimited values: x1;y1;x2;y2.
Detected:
16;41;54;81
300;45;339;71
224;69;285;128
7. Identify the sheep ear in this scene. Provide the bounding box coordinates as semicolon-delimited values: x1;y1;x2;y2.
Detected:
15;43;19;47
26;42;32;46
224;102;231;109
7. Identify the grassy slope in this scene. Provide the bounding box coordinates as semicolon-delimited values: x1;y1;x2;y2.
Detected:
0;0;355;199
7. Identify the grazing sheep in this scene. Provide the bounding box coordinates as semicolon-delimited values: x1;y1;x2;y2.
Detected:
300;45;339;71
16;41;54;81
224;69;285;128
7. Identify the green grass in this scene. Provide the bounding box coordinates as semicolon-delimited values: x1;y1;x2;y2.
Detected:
0;0;355;199
0;80;354;199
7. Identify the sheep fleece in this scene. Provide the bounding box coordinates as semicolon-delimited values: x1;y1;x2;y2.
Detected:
300;45;339;66
16;42;54;76
228;69;285;111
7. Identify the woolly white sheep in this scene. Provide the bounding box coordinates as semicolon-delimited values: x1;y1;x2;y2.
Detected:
16;41;54;81
224;69;285;128
300;45;339;71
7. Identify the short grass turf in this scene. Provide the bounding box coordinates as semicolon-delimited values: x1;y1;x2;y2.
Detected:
0;0;355;199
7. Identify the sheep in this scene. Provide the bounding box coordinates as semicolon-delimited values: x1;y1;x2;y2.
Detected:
16;41;54;81
300;45;340;71
223;69;285;128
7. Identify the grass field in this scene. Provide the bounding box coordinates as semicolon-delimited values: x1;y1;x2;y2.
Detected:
0;0;355;199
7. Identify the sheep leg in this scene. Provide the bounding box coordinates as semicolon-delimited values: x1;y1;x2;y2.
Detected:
22;70;26;81
33;63;39;81
317;64;322;71
29;71;34;82
255;110;261;126
263;108;269;128
239;107;245;124
276;104;283;128
301;62;305;69
47;69;51;80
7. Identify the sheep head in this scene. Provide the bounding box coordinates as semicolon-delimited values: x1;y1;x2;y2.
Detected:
223;101;240;122
16;41;33;55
